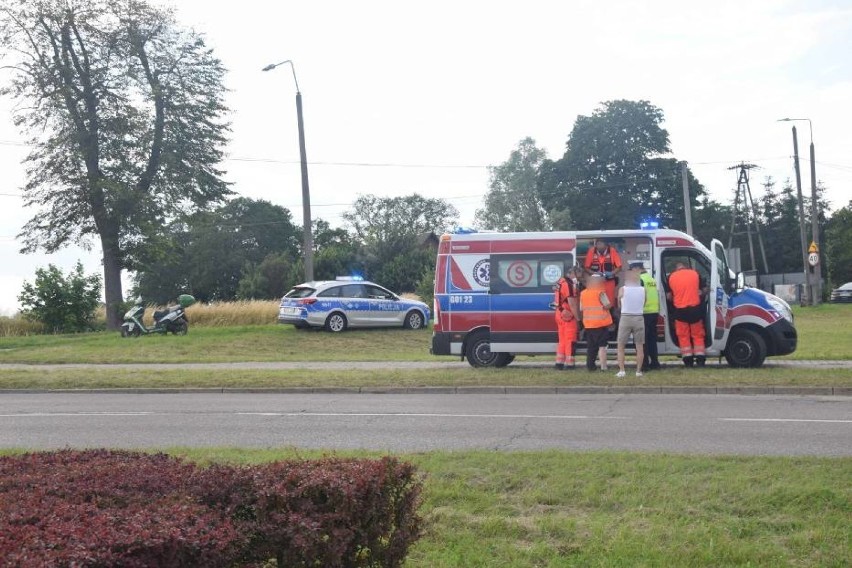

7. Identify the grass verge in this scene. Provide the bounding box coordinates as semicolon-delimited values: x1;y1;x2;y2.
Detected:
1;366;851;389
126;448;852;566
0;304;848;365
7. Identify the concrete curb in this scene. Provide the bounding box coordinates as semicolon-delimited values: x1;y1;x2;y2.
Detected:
0;386;849;396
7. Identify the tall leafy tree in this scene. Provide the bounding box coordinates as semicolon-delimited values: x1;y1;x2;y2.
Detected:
476;137;549;231
343;193;457;292
134;198;301;303
538;100;705;231
0;0;231;327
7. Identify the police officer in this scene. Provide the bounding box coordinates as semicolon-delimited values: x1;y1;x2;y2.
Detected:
631;261;661;371
553;266;581;369
667;261;707;367
584;239;622;308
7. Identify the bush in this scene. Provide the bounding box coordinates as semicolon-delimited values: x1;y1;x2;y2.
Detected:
18;262;102;333
0;450;422;567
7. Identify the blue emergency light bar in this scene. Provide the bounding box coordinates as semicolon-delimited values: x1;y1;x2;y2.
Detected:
335;275;364;281
640;221;660;230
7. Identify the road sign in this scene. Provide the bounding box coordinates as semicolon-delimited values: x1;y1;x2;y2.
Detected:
808;241;819;254
808;252;820;267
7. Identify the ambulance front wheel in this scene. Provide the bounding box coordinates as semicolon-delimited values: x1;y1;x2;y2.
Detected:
724;328;767;368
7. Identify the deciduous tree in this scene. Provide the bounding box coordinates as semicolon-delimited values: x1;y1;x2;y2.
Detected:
0;0;231;328
476;137;549;231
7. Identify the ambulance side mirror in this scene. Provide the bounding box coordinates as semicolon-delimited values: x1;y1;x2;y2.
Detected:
735;272;745;293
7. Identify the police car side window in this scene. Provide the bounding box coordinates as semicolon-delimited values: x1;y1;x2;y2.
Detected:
365;285;392;299
340;284;367;298
318;287;342;298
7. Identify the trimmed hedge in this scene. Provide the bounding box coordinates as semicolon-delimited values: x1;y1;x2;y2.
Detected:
0;450;422;567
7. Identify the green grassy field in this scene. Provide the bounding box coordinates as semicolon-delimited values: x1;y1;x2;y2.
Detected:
0;304;850;365
142;448;850;567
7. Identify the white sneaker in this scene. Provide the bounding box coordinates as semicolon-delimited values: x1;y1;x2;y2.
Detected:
635;371;644;378
615;370;626;378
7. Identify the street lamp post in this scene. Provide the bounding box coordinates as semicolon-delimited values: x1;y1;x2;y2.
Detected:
263;60;314;282
779;118;820;305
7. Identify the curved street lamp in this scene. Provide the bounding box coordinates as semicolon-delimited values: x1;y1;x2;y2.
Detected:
263;59;314;282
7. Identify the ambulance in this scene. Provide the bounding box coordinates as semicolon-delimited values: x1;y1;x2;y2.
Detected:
430;229;797;368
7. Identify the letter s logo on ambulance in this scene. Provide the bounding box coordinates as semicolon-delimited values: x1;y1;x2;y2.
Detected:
472;259;490;287
507;261;534;287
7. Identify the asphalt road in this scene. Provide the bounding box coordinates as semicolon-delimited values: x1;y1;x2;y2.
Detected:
1;393;850;456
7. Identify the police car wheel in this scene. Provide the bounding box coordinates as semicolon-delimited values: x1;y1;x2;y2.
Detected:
325;312;347;333
465;333;499;368
724;328;767;368
403;310;424;330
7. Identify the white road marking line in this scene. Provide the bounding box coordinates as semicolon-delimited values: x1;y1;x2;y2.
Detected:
721;418;852;424
0;412;155;417
235;412;628;419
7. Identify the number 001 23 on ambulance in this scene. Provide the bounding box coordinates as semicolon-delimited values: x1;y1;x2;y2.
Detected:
430;229;796;368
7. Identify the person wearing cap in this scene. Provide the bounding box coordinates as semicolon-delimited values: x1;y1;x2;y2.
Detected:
631;261;661;371
553;266;581;369
615;267;646;378
580;273;613;371
584;239;622;308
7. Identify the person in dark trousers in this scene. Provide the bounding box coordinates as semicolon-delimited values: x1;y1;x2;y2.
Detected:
632;261;661;371
580;274;613;371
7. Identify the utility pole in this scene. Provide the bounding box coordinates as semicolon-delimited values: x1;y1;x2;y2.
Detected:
263;59;314;282
790;126;811;305
726;163;769;274
681;161;693;236
808;137;820;305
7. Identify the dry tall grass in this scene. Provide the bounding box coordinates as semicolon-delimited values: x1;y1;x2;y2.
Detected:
0;316;46;337
184;300;279;327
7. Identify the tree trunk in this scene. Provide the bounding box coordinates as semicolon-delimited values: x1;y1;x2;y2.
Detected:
101;236;124;331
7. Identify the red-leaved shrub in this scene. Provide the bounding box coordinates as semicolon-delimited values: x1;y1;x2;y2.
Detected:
0;450;422;567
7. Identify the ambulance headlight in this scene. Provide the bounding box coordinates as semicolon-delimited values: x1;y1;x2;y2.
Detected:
767;298;793;324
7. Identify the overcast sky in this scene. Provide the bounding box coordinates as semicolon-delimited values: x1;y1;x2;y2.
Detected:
1;0;851;314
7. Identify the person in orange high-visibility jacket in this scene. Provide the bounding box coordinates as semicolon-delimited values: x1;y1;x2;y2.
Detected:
584;239;622;308
580;274;613;371
553;266;581;369
667;262;708;367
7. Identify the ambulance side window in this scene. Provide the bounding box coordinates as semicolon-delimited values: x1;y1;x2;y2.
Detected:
489;254;574;294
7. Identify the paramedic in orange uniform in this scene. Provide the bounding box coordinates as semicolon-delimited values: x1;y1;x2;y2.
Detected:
584;239;622;307
667;261;708;367
553;266;581;369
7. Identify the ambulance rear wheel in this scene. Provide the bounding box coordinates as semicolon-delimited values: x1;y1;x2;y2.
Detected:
724;328;766;368
494;354;515;368
465;333;499;368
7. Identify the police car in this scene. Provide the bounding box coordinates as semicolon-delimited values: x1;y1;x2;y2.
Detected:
278;277;431;332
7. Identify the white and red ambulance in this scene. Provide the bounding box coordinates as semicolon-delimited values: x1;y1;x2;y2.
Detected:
430;229;797;368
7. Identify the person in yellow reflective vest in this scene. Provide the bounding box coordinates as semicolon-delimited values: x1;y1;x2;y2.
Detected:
580;274;613;371
632;261;661;371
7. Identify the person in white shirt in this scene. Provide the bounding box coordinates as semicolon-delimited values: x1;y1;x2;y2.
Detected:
615;267;646;378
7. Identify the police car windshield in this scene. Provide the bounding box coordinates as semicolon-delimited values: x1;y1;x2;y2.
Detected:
284;287;315;299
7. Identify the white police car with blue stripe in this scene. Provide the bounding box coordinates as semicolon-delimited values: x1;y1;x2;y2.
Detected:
278;277;431;332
